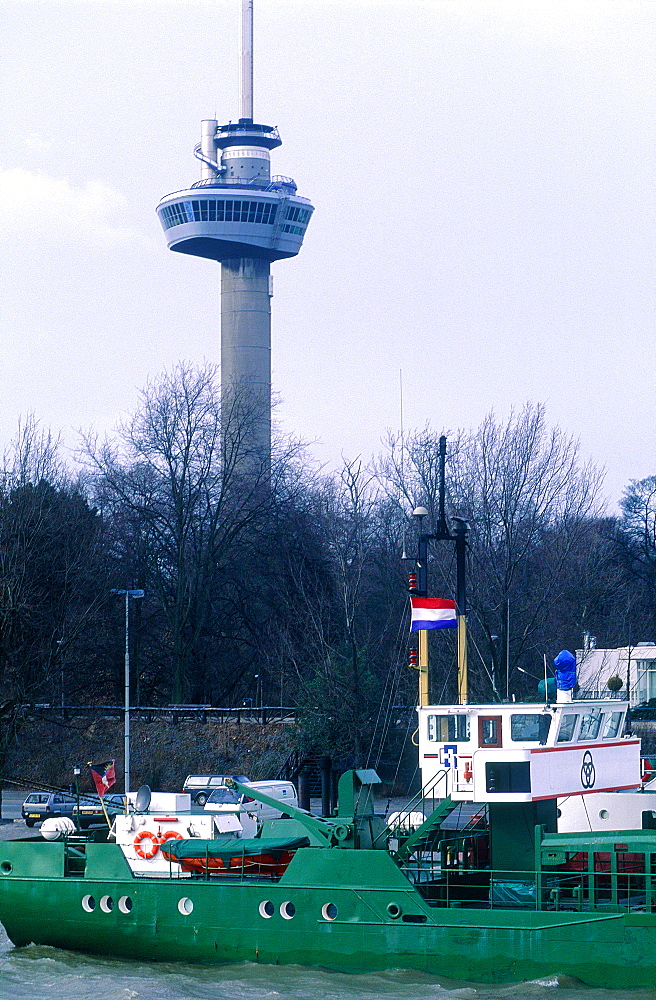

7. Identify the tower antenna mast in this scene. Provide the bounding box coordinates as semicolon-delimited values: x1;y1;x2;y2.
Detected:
240;0;254;121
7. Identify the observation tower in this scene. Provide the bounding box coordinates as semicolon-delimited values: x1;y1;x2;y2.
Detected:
156;0;313;476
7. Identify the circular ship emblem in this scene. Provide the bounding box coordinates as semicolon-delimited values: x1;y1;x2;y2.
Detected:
580;750;596;789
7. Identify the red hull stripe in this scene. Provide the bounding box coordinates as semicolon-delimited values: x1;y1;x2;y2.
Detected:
532;783;641;800
531;739;640;754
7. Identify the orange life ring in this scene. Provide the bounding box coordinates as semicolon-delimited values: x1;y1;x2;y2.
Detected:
642;759;653;783
160;830;183;846
134;830;160;859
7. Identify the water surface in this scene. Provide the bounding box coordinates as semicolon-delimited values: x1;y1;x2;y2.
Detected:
1;927;654;1000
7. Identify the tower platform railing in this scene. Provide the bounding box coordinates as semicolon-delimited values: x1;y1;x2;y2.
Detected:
161;178;307;198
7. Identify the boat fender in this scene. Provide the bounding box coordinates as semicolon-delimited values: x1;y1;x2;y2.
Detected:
134;830;160;859
41;817;76;840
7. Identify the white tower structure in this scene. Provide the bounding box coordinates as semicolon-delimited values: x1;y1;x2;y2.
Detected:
156;0;313;476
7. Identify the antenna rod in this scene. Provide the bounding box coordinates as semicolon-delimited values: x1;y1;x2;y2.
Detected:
438;435;447;534
240;0;254;120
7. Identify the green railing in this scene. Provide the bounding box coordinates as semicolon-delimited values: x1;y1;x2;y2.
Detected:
401;854;656;913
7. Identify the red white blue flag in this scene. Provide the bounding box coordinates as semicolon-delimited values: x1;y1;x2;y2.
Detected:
89;760;116;797
410;597;457;631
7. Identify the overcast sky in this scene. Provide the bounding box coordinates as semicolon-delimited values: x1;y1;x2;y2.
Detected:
1;0;654;508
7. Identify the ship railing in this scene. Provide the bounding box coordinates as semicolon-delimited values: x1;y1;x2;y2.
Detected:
387;770;448;827
403;850;656;914
129;853;289;883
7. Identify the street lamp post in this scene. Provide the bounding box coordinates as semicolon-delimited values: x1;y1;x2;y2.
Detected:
111;589;144;795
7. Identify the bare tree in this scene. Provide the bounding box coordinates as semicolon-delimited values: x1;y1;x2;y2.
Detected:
0;418;103;813
377;404;606;699
81;363;281;704
616;476;656;640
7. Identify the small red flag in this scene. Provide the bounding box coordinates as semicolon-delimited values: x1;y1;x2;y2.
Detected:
89;760;116;798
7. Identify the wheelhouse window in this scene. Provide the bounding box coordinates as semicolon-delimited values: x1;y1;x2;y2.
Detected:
427;714;470;742
602;711;624;739
579;708;602;741
556;714;578;743
510;713;551;744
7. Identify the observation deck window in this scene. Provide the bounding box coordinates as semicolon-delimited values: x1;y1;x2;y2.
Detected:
160;199;278;230
281;205;311;237
285;205;312;224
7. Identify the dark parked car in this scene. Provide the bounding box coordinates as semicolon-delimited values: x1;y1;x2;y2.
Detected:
182;774;250;806
73;793;126;828
21;792;76;827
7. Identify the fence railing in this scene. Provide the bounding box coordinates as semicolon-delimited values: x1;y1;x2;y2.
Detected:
18;704;416;727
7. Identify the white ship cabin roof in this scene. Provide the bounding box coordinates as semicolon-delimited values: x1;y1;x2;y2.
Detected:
418;699;640;803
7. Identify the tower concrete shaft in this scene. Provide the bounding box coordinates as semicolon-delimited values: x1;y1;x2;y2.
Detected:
221;258;271;475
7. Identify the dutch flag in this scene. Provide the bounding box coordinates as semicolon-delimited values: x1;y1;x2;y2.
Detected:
410;597;457;631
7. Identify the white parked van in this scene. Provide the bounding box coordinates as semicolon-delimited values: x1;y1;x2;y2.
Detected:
204;780;297;836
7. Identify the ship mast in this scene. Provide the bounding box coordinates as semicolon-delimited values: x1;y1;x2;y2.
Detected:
411;437;469;705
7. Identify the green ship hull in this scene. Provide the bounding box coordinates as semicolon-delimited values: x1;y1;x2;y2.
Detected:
1;834;656;987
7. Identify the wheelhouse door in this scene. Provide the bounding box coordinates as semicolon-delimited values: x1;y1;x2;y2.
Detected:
478;715;502;748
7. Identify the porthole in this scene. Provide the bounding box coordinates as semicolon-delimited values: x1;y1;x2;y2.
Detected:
1;862;12;873
100;895;114;913
322;902;338;921
280;901;296;920
178;897;194;915
118;896;133;914
82;895;96;912
259;900;275;918
599;809;609;820
386;902;402;919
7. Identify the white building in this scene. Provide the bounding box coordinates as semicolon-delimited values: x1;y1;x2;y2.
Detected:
576;641;656;706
